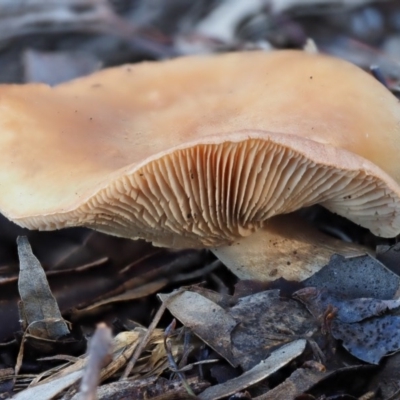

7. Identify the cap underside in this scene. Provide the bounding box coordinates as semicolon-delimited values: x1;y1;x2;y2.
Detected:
2;50;400;245
16;131;400;247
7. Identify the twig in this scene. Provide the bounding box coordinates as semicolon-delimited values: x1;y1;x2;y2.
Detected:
121;288;184;379
164;319;196;397
78;323;113;400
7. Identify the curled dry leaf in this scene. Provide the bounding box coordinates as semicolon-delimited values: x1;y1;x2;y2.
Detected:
17;236;69;339
159;290;237;366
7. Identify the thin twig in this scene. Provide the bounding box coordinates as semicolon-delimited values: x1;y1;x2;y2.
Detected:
121;288;184;379
78;323;113;400
164;319;196;397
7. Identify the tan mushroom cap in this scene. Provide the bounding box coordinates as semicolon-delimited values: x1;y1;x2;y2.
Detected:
1;50;400;248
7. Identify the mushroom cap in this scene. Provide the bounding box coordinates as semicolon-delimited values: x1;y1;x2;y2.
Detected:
1;50;400;247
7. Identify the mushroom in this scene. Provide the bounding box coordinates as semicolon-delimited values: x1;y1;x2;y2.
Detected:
0;50;400;281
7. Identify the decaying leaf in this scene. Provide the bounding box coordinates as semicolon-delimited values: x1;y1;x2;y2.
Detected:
159;288;318;369
294;287;400;364
159;290;237;366
333;316;400;364
294;287;400;323
304;254;400;299
198;340;307;400
229;290;317;370
17;236;69;339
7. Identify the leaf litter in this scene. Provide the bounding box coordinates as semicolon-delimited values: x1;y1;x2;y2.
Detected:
6;231;400;398
5;236;213;399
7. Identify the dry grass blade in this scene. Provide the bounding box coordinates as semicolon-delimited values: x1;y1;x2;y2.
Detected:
121;288;184;379
15;326;178;397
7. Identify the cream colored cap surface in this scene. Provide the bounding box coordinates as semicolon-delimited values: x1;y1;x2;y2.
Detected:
0;50;400;247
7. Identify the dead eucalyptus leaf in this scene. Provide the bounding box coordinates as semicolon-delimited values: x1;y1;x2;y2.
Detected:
304;254;400;299
294;287;400;323
229;290;317;370
159;289;317;370
255;366;327;400
294;287;400;364
158;290;237;366
332;316;400;364
17;236;69;339
197;340;307;400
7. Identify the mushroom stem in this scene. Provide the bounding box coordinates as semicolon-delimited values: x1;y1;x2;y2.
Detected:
211;214;370;281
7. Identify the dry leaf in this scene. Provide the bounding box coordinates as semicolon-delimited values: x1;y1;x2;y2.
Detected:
17;236;69;339
197;340;307;400
159;288;317;369
304;254;400;299
294;287;400;364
